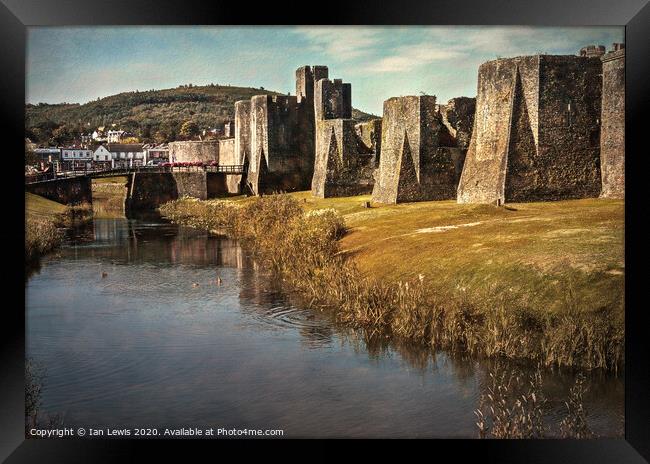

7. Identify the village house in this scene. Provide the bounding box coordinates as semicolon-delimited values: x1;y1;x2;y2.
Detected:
34;147;61;163
61;146;94;170
107;130;126;143
92;127;107;142
80;133;93;145
144;143;169;164
93;143;146;168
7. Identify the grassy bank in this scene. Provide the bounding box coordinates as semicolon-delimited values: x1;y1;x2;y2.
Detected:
159;193;624;371
25;193;92;265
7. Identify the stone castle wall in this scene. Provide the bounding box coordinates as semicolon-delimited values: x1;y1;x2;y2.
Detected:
169;140;220;163
247;95;308;195
315;78;352;121
312;119;374;198
218;138;241;194
438;97;476;150
372;95;460;204
600;49;625;198
458;55;602;204
234;100;251;164
355;119;382;164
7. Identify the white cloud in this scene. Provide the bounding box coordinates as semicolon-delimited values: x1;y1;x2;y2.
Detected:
365;43;463;72
292;27;382;60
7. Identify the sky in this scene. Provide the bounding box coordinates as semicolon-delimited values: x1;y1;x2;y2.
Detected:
27;26;624;115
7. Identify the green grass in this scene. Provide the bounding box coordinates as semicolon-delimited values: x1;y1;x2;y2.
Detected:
276;193;624;317
25;192;67;219
25;193;67;264
25;192;93;264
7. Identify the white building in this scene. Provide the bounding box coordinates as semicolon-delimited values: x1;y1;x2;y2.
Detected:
92;128;107;142
107;130;126;143
61;147;94;170
34;147;61;163
93;144;146;168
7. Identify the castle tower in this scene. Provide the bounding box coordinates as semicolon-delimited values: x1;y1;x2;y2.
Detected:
315;78;352;121
600;44;625;198
295;65;328;105
372;95;460;204
457;54;602;204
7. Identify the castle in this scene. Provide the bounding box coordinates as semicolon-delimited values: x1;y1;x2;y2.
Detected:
174;43;625;204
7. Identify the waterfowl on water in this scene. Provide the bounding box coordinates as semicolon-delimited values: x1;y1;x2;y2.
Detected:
101;272;108;278
192;282;199;288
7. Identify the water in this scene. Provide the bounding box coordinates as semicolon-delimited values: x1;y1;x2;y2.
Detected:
26;218;624;438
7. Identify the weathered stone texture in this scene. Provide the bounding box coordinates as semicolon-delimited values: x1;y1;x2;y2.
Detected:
438;97;476;150
169;140;220;163
247;95;308;195
311;119;375;198
458;55;602;204
218;138;241;194
295;66;328;188
126;173;178;212
315;78;352;121
206;172;229;198
234;100;251;164
600;49;625;198
173;171;207;200
372;95;461;204
126;172;229;212
296;65;328;105
355;119;382;164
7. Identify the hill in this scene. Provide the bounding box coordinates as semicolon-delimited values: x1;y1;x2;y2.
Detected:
25;84;378;145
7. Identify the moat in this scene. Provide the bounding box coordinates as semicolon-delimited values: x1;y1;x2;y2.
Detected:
25;217;624;438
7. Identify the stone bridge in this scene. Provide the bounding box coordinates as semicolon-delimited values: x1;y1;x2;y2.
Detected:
25;166;245;210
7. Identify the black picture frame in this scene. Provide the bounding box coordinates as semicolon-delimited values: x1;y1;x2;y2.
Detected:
3;0;648;461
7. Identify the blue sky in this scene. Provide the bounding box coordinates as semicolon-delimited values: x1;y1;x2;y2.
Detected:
27;26;623;115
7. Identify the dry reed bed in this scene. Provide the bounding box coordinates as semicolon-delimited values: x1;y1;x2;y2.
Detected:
159;195;623;371
25;201;93;264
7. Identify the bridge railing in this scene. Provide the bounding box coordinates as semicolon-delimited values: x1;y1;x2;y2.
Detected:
25;164;246;184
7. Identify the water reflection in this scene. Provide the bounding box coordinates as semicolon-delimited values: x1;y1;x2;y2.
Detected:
26;218;623;438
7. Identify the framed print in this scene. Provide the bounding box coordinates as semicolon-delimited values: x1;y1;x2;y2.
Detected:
3;0;649;461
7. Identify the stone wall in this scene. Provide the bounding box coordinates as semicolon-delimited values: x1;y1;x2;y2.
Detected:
247;95;308;195
126;172;218;212
458;55;602;204
372;96;459;204
234;100;251;164
295;66;328;188
312;119;375;198
218;138;241;194
126;173;179;212
173;171;207;199
296;65;328;105
600;49;625;198
25;176;93;205
168;140;220;163
315;78;352;121
438;97;476;150
206;172;229;198
355;119;382;164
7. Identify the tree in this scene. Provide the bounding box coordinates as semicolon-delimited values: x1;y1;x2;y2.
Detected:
179;120;200;140
49;125;74;146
